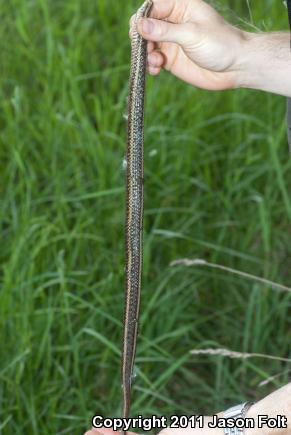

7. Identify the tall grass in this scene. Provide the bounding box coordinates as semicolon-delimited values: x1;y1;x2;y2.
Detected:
0;0;290;434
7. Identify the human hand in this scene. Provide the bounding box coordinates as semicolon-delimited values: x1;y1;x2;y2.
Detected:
129;0;246;91
130;0;291;97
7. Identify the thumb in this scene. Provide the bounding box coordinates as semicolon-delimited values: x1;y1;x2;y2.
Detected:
137;18;188;44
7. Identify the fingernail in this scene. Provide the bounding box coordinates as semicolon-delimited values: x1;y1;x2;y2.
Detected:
141;18;154;34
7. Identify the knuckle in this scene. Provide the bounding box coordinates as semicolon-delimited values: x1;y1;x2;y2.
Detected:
157;22;166;37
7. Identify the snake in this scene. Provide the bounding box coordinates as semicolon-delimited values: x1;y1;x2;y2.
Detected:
121;1;153;433
119;1;291;432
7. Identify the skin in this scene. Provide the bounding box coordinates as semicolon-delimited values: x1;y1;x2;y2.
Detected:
129;0;291;97
85;1;291;434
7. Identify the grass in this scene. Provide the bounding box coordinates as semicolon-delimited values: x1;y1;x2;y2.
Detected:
0;0;291;434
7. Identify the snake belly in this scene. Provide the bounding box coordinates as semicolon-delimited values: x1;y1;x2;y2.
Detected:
122;0;153;431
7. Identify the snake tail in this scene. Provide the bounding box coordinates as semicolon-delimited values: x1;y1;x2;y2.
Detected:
121;1;153;435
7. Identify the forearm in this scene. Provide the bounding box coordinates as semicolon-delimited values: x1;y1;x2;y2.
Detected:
245;382;291;435
237;32;291;97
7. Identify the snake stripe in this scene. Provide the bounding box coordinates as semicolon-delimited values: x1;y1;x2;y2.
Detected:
122;1;153;434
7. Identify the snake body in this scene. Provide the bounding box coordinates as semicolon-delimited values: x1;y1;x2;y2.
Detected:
122;1;153;433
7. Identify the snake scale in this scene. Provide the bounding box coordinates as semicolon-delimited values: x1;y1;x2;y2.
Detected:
122;1;153;434
120;2;291;434
119;2;291;433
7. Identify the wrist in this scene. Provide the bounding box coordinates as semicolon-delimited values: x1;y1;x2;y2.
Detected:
245;394;291;435
234;31;262;91
234;31;291;97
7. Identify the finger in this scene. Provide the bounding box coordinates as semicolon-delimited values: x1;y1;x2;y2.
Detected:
137;18;189;44
149;0;177;20
147;41;155;54
148;65;161;76
131;0;181;22
148;51;164;68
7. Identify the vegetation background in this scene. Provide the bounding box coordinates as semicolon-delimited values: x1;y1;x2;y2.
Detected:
0;0;290;434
